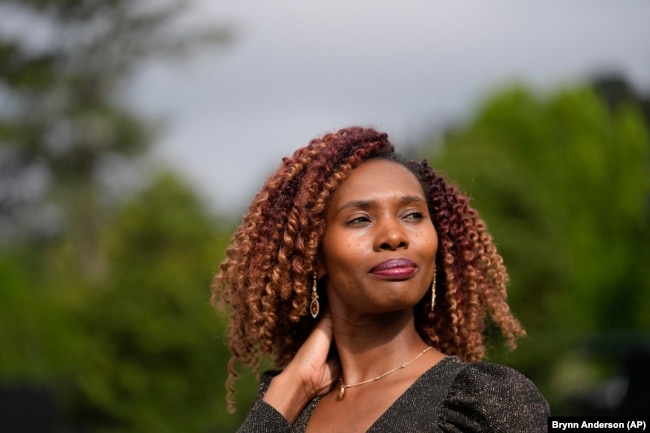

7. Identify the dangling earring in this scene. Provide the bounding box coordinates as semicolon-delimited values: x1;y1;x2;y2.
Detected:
431;268;437;312
310;273;320;319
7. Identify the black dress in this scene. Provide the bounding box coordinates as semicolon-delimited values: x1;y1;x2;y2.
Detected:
238;355;550;432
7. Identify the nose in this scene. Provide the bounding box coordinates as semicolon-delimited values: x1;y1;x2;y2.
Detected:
374;218;409;251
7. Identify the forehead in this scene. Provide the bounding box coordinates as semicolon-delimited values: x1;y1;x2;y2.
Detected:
329;159;425;204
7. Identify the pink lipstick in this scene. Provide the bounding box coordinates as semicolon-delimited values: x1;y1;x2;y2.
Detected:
370;258;417;279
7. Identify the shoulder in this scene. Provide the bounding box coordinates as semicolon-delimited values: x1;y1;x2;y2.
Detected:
436;357;550;433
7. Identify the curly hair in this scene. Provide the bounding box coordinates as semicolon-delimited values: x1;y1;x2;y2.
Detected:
211;126;525;412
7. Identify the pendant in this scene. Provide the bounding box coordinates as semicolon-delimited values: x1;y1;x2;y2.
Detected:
310;298;320;319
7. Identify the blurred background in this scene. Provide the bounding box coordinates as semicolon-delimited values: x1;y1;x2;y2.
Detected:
1;0;648;431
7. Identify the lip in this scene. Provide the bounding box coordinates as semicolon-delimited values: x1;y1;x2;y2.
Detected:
370;258;417;279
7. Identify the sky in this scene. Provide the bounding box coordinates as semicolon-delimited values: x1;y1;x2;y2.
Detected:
127;1;650;216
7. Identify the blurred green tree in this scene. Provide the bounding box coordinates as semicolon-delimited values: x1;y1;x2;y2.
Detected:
0;1;243;431
1;170;249;432
0;0;230;279
425;84;650;411
61;171;245;432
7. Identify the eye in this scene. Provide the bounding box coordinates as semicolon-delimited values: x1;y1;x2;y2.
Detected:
404;211;424;220
347;215;371;225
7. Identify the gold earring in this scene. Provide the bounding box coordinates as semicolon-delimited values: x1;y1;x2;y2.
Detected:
310;273;320;319
431;268;437;312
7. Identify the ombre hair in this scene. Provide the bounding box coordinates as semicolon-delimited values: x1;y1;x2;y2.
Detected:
211;126;525;412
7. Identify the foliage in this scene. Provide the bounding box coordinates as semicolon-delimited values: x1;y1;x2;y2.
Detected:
426;84;650;412
0;171;254;432
0;0;230;278
0;0;245;431
62;171;240;432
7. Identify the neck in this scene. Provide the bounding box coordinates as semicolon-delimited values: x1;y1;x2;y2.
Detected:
331;309;429;384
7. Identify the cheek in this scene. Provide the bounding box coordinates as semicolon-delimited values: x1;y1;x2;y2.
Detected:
320;234;356;272
418;229;438;257
335;232;365;255
335;241;363;265
429;231;439;250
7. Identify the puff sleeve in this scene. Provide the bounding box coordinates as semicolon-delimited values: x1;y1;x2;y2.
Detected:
439;362;550;433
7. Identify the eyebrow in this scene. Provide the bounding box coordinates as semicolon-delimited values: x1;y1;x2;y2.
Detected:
335;195;426;215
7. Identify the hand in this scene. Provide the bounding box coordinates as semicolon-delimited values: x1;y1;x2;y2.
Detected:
262;312;340;423
285;311;340;397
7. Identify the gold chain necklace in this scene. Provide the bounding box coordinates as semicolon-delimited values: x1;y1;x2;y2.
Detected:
337;346;432;400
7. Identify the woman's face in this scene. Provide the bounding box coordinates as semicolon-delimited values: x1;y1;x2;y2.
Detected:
318;159;438;316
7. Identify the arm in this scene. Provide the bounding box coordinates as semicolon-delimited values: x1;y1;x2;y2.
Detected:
238;313;339;432
237;395;291;433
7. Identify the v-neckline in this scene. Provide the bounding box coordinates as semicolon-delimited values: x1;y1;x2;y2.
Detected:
300;355;456;432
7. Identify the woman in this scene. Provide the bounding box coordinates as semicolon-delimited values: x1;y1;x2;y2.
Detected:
212;127;550;432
